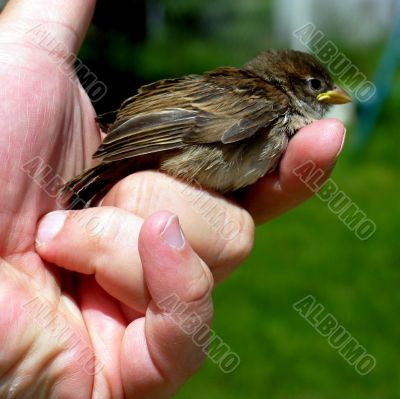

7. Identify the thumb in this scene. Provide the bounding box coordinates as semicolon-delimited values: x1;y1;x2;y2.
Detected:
35;207;150;312
121;211;214;398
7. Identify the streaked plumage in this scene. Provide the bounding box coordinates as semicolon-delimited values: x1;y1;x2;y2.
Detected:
62;50;351;209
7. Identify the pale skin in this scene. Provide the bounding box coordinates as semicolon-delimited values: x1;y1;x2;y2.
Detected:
0;0;345;397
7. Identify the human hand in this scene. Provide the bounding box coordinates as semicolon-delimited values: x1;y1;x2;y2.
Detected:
0;0;213;396
0;0;345;396
34;120;345;316
31;118;344;397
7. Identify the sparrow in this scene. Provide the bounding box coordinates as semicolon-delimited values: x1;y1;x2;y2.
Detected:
62;49;351;209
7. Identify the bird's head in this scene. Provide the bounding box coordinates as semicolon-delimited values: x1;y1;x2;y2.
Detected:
245;49;351;117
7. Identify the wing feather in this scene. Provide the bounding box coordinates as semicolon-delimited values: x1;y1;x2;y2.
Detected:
93;68;289;163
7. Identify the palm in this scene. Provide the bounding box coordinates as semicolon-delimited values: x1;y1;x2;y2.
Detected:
0;38;212;395
0;16;128;397
0;1;220;394
1;48;99;252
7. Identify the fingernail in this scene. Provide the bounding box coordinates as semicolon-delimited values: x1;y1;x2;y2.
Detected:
36;211;68;245
335;128;347;159
161;215;185;249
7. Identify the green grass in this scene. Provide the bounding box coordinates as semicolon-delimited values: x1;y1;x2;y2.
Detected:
175;93;400;398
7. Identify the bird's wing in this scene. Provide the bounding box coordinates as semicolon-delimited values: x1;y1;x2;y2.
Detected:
93;68;289;162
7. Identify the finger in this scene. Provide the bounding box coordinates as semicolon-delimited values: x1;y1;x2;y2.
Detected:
1;0;96;54
121;211;214;398
78;276;126;397
242;118;346;224
101;171;255;283
35;207;150;312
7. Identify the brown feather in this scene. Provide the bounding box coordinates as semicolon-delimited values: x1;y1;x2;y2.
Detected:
62;50;346;209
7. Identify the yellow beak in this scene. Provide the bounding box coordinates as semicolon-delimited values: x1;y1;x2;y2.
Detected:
317;86;352;104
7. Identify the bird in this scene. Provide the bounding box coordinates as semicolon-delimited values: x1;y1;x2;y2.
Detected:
61;49;351;209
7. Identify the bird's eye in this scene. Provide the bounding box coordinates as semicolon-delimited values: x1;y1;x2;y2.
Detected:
308;78;322;91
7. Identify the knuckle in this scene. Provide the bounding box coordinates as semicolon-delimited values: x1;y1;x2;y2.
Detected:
215;207;255;267
184;263;214;312
184;296;214;330
112;171;162;214
113;175;140;210
73;208;121;251
72;208;129;273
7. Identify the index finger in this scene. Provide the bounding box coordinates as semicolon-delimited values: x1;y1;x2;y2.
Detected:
242;118;346;224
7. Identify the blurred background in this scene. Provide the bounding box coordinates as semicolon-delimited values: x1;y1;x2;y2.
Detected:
82;0;399;398
2;0;398;397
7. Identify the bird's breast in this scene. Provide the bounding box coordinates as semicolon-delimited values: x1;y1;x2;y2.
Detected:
160;125;289;192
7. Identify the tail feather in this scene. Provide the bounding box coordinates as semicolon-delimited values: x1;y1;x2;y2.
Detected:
60;154;165;210
60;163;120;209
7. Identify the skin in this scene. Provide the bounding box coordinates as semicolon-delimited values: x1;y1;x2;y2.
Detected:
0;0;345;397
